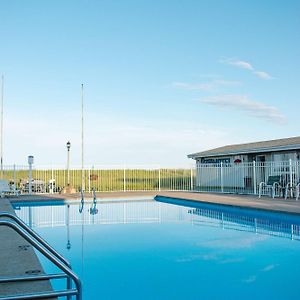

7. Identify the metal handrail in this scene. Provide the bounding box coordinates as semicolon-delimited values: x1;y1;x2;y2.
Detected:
0;212;71;268
0;220;82;300
0;289;79;300
0;273;67;283
0;212;73;300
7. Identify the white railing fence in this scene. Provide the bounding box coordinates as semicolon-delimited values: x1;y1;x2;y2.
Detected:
2;160;300;197
195;159;300;196
1;165;195;194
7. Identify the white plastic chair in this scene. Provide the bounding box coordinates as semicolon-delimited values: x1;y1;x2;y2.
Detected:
285;182;300;201
0;179;20;197
258;175;282;199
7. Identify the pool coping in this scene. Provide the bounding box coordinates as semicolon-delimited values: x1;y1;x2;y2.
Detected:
156;191;300;216
7;190;300;216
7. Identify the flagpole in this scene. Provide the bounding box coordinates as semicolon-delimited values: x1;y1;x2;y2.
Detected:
1;75;4;179
81;83;85;191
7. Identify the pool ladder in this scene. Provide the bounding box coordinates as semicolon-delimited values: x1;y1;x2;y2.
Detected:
79;188;98;215
79;188;84;213
0;212;82;300
89;188;98;215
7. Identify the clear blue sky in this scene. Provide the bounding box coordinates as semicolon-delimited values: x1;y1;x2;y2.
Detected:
1;0;299;167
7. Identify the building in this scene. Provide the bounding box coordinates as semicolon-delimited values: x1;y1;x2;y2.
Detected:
188;136;300;164
187;137;300;195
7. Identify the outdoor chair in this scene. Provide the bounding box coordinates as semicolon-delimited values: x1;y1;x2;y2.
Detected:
0;179;20;198
258;175;282;199
285;182;300;201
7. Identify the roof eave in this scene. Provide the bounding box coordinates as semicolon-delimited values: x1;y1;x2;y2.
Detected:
187;144;300;160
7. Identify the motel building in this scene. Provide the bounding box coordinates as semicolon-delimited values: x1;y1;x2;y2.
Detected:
188;136;300;195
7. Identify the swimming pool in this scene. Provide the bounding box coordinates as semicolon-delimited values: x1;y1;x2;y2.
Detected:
13;197;300;300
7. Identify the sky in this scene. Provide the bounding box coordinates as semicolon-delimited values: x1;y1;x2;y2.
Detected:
0;0;299;167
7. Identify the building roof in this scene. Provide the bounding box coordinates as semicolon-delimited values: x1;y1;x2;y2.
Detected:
188;136;300;159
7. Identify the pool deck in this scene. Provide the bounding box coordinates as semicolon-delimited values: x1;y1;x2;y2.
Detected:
0;198;53;299
1;190;300;298
9;191;157;203
157;191;300;215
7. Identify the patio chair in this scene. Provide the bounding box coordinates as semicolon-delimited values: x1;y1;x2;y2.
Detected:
258;175;282;199
0;179;20;198
285;182;300;201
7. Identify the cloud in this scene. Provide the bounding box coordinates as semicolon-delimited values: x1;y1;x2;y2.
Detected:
228;60;254;71
176;253;245;265
261;264;277;272
4;111;230;166
198;235;267;249
171;79;240;91
214;79;241;86
221;58;273;80
253;71;273;80
172;81;213;91
220;257;244;264
242;275;257;284
200;94;287;124
175;254;207;263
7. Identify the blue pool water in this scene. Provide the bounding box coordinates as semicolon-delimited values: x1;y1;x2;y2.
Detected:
13;198;300;300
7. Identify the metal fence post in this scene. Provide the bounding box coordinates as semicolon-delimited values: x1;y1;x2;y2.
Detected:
289;159;293;197
195;163;199;190
220;162;224;193
13;164;16;193
88;168;91;193
190;167;193;191
253;161;257;195
51;167;54;194
158;168;161;191
123;166;126;192
63;169;65;188
28;156;34;195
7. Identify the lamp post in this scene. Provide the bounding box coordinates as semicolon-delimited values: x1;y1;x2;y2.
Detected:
66;141;71;186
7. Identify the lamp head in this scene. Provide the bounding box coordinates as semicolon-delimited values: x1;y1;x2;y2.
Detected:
28;155;34;165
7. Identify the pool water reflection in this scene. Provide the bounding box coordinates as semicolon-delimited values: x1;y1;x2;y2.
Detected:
13;198;300;300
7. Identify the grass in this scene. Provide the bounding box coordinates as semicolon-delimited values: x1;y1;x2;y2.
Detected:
3;168;194;192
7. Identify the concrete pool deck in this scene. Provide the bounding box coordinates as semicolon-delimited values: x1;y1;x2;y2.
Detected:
1;190;300;298
0;198;53;299
157;191;300;215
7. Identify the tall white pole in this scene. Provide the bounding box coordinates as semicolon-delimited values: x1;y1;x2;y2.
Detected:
67;148;70;185
67;141;71;186
81;84;85;191
1;75;4;178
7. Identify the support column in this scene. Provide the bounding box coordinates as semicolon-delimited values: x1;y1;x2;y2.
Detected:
158;168;161;191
